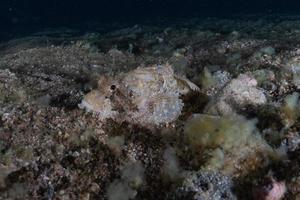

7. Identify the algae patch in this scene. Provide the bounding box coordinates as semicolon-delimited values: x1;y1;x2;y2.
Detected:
280;92;300;128
184;114;274;176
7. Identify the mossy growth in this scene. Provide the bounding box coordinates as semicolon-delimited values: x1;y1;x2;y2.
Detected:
292;72;300;88
199;67;217;90
106;161;145;200
121;161;145;189
226;53;241;65
107;135;125;156
0;145;34;167
254;46;276;58
14;146;34;164
184;114;274;176
0;87;27;105
251;69;275;86
280;92;300;128
162;146;181;181
107;180;137;200
68;128;97;147
0;70;28;105
0;149;13;166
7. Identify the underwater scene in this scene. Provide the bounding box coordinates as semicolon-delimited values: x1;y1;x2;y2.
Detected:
2;0;300;199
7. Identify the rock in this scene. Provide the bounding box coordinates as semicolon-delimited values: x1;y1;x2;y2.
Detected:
172;170;236;200
253;177;286;200
205;74;267;116
200;67;232;96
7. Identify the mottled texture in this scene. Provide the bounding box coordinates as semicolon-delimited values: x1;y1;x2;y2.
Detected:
254;177;286;200
205;74;267;116
80;64;199;125
184;114;274;176
173;170;236;200
2;16;300;200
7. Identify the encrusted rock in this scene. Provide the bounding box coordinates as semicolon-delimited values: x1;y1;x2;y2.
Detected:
205;74;267;115
172;170;236;200
200;67;232;96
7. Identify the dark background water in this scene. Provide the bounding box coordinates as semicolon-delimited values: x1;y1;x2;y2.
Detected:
1;0;300;39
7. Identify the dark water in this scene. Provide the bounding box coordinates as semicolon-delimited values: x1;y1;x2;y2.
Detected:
1;0;300;40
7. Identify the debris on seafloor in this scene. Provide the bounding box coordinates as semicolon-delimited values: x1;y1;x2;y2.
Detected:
79;63;199;125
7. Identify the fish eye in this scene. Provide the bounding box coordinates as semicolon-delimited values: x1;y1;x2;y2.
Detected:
110;85;116;90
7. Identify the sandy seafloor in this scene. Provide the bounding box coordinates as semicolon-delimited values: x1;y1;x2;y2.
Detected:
2;15;300;200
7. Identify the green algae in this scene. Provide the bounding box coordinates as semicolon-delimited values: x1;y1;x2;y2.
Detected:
184;114;274;176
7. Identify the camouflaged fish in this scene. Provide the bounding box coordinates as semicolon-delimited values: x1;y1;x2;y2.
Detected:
79;63;199;125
